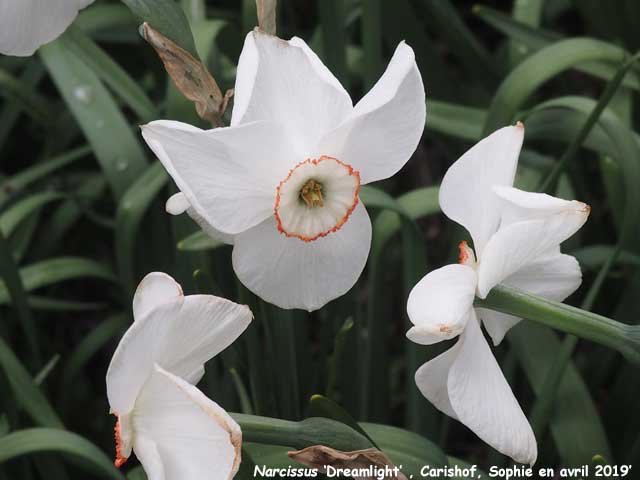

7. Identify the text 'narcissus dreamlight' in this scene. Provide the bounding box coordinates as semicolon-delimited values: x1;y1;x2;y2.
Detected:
141;29;426;311
406;124;590;465
106;272;252;480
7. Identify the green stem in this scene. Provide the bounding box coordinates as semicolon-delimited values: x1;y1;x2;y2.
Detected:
326;317;353;399
402;222;439;437
229;368;254;415
538;52;640;193
317;0;348;88
362;0;382;90
529;244;622;437
0;229;40;366
263;304;301;420
476;284;640;365
231;414;372;451
521;52;640;446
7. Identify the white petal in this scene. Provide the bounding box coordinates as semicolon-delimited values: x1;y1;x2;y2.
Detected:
494;185;590;226
183;365;206;385
415;344;460;419
0;0;94;56
133;365;241;480
315;42;425;185
166;192;190;215
439;124;524;256
132;272;183;322
186;206;235;245
288;36;350;100
106;294;252;415
231;31;352;153
479;252;582;345
406;264;477;345
477;205;589;298
131;437;164;480
476;309;521;348
232;202;371;311
166;192;234;245
448;313;537;465
507;251;583;299
142;120;296;235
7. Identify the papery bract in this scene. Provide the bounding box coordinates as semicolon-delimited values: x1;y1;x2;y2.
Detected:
142;30;426;311
106;272;252;480
0;0;94;56
407;124;590;465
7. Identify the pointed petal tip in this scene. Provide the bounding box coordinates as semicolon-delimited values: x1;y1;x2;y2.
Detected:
515;120;524;129
242;303;255;322
395;40;415;60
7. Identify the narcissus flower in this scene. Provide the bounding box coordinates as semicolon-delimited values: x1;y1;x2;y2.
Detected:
106;272;252;480
142;30;426;311
0;0;94;56
406;124;590;465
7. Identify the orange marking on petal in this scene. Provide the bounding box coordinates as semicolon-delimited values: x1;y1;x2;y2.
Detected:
274;155;361;242
113;414;128;468
458;240;469;265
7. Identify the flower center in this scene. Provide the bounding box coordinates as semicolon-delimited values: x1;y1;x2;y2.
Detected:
275;156;361;242
299;179;324;208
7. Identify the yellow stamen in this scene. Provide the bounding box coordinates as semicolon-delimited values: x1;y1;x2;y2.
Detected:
300;179;324;208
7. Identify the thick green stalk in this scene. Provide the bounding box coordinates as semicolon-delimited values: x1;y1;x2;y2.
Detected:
526;55;640;440
529;244;622;437
476;285;640;366
231;414;372;451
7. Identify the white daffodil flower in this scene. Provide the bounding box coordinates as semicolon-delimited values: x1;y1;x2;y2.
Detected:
406;124;590;465
0;0;94;56
142;30;426;311
106;272;252;480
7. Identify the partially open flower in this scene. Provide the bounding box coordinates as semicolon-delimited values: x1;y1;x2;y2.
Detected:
106;272;252;480
406;124;590;465
142;30;426;311
0;0;94;56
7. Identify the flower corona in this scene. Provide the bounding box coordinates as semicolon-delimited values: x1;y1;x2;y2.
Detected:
274;156;361;242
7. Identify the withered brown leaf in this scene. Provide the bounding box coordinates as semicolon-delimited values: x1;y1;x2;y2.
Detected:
141;22;232;127
288;446;407;480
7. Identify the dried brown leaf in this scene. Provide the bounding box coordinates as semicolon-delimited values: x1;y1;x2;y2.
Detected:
288;446;407;480
256;0;277;35
141;22;231;126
